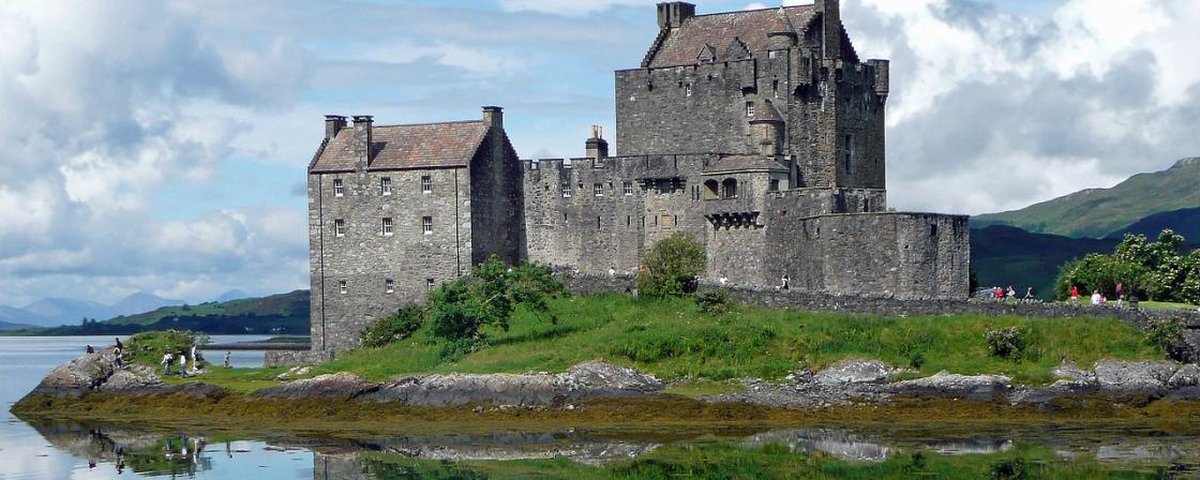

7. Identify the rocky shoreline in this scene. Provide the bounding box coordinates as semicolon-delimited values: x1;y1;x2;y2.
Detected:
14;352;1200;420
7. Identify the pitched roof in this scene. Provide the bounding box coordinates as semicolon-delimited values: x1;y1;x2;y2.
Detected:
309;121;489;173
705;155;788;174
646;6;815;69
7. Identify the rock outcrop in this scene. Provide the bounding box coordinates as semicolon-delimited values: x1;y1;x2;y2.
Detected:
253;372;379;401
28;353;116;398
889;371;1012;401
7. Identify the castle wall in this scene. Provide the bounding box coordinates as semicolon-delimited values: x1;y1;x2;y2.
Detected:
309;168;472;353
766;212;969;300
615;61;760;157
469;132;524;266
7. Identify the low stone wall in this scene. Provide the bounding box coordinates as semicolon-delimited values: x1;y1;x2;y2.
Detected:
264;349;336;368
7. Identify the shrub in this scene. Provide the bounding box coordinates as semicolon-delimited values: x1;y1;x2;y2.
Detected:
360;304;425;348
427;256;563;343
1145;317;1188;361
637;233;705;298
695;289;731;315
985;326;1027;360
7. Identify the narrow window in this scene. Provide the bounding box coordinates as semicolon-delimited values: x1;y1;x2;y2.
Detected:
845;134;853;174
334;219;345;237
594;183;603;196
623;181;633;196
561;181;571;198
746;101;755;117
381;217;393;236
931;224;939;237
333;178;344;197
597;216;601;229
627;215;631;227
380;177;392;196
426;278;436;291
422;216;433;235
769;179;780;192
339;280;347;294
385;278;394;294
421;175;432;194
722;178;738;198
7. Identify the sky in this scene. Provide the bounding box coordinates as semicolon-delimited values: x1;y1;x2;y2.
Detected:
2;0;1200;306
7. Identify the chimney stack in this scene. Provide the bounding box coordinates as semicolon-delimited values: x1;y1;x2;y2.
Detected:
482;106;504;130
657;2;696;30
815;0;841;59
586;125;609;159
324;115;347;140
352;115;373;169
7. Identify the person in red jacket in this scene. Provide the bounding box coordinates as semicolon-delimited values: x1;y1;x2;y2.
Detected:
1070;285;1080;305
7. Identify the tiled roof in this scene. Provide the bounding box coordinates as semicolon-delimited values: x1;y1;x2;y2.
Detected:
310;121;489;173
705;155;788;174
647;6;815;68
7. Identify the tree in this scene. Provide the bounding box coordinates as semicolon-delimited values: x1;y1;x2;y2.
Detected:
636;233;706;298
1055;229;1200;303
427;256;563;343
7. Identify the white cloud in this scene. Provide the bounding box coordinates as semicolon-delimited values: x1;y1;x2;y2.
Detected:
498;0;656;15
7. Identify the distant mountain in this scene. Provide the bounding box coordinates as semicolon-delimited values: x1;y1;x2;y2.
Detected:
0;319;37;331
0;305;48;327
970;225;1119;300
214;290;250;303
1104;207;1200;241
111;292;184;317
974;157;1200;239
20;298;111;327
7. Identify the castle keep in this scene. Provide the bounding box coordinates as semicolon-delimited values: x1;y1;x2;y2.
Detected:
305;0;970;353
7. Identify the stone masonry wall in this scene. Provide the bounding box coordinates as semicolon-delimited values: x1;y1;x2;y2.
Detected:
469;131;525;266
309;168;472;353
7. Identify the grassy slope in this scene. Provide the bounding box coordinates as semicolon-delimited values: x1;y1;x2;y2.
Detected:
295;293;1161;386
973;158;1200;239
106;290;308;326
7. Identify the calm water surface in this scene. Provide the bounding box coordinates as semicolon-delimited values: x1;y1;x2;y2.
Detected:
3;336;1199;479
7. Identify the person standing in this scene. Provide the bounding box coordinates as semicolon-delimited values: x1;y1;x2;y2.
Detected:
1070;285;1080;305
781;274;790;291
1091;289;1102;306
112;344;123;368
224;351;231;369
178;351;188;377
1116;282;1125;307
161;352;174;374
1023;287;1034;303
1006;285;1016;302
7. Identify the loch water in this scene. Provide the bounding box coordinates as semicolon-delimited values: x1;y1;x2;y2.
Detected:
2;336;1199;479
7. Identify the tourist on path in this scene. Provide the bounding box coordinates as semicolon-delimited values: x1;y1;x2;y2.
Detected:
224;351;231;369
112;345;123;368
1116;282;1125;307
781;275;790;291
1023;287;1034;303
1070;286;1080;305
1006;285;1016;302
178;351;188;377
161;352;174;374
1091;290;1102;306
86;345;94;354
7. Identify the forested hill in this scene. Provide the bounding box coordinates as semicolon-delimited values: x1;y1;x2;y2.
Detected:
973;158;1200;239
5;290;309;336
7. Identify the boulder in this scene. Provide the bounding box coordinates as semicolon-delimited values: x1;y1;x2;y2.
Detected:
1167;364;1200;389
28;353;115;398
1163;386;1200;402
252;372;378;400
1009;380;1098;408
1052;362;1094;382
1093;360;1176;398
814;359;892;386
101;365;162;393
369;361;664;407
889;371;1011;401
562;361;664;392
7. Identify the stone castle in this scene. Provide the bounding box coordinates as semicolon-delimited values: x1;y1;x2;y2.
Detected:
304;0;970;353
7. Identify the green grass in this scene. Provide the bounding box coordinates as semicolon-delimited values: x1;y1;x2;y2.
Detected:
1139;300;1200;312
296;293;1160;386
360;441;1170;479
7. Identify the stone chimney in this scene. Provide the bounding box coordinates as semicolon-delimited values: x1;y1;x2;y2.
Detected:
352;115;373;168
816;0;841;59
324;115;347;140
657;2;696;30
482;106;504;130
586;125;609;159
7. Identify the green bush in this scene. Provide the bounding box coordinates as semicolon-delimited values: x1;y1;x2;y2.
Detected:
637;233;705;298
124;330;209;367
427;256;563;343
360;304;425;348
695;289;732;315
985;326;1027;361
1144;317;1187;361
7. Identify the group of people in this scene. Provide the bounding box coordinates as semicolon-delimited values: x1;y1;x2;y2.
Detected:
85;337;127;368
1068;282;1129;307
160;345;203;376
990;285;1036;303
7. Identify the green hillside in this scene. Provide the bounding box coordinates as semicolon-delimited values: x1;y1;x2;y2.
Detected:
107;290;308;326
973;157;1200;238
1104;207;1200;240
970;226;1117;300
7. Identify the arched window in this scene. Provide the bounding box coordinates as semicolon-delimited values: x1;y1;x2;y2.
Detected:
703;180;719;200
722;178;738;198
